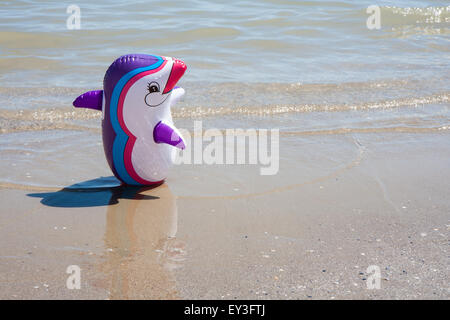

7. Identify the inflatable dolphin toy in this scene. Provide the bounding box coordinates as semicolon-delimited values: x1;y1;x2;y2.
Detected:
73;54;187;186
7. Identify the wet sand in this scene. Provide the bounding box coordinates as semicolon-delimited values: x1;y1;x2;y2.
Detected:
0;131;448;300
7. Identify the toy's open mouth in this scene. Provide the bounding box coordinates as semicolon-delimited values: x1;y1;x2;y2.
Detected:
145;92;169;107
162;58;187;94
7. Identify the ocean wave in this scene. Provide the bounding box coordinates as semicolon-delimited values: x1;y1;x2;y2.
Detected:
376;5;450;37
0;92;448;134
381;6;450;25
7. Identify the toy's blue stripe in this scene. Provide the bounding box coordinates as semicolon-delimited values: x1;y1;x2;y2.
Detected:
110;55;164;185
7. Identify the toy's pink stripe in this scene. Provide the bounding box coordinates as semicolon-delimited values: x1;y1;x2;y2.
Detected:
117;60;167;185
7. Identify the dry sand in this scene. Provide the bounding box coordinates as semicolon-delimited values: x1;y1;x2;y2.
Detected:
0;132;448;299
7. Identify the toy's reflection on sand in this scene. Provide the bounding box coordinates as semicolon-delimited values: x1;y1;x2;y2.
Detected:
28;177;184;299
103;182;184;299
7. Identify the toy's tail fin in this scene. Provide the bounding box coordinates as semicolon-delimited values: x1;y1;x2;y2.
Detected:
73;90;103;110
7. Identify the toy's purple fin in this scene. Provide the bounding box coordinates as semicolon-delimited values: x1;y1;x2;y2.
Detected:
73;90;103;110
153;121;185;150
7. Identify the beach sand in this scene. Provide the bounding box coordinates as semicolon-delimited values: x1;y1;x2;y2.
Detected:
0;131;448;299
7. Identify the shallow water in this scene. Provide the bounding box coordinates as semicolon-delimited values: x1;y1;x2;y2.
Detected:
0;0;449;189
1;0;449;85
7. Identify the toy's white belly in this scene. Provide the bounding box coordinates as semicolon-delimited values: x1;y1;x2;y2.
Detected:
131;139;175;182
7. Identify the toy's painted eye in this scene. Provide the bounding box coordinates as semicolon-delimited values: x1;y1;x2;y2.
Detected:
147;82;160;93
145;81;167;107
